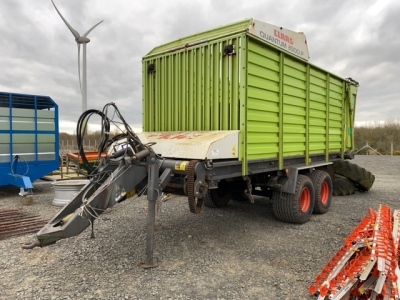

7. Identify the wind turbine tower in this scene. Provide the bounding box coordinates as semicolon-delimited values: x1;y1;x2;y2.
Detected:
51;0;103;113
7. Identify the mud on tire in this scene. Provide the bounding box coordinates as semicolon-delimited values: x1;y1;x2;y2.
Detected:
332;175;357;196
272;174;315;224
333;160;375;191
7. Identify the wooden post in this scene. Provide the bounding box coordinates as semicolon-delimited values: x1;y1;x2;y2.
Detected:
391;141;393;156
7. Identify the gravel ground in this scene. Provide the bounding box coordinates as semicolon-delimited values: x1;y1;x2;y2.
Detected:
1;155;399;300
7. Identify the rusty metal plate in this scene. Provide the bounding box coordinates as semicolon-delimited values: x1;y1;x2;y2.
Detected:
0;209;48;240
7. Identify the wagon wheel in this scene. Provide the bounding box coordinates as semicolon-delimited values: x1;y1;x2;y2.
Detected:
204;188;232;208
272;175;315;224
308;170;332;214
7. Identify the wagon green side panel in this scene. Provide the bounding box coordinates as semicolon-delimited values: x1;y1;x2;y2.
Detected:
247;38;311;166
282;56;307;158
328;76;345;154
246;39;280;161
246;35;351;167
309;68;328;156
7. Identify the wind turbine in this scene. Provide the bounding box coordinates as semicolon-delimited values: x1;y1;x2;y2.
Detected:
51;0;103;113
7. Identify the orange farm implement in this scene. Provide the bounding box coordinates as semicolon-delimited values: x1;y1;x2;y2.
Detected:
309;205;400;299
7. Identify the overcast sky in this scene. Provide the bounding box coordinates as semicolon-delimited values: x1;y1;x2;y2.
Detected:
0;0;399;133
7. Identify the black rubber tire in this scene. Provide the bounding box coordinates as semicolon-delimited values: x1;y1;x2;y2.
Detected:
308;170;332;214
333;160;375;191
332;175;356;196
272;174;315;224
204;189;231;208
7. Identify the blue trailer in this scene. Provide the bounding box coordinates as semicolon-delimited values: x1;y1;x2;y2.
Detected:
0;92;59;190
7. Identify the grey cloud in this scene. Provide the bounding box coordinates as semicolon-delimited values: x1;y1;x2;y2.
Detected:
0;0;398;132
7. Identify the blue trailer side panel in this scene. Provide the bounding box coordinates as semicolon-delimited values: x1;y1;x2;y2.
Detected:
0;92;59;189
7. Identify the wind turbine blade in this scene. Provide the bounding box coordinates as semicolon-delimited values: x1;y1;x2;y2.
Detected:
51;0;80;39
82;20;104;38
77;43;82;95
